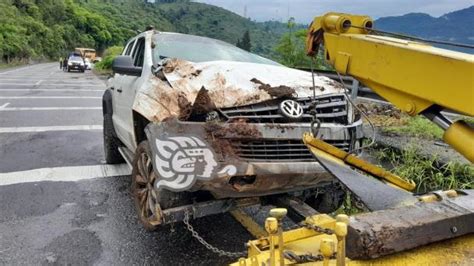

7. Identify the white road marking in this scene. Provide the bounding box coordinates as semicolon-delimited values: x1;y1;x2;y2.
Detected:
0;125;103;133
0;83;104;87
0;102;10;108
0;107;101;111
0;78;103;84
0;164;131;186
0;96;101;99
0;88;103;92
0;64;46;75
35;80;43;85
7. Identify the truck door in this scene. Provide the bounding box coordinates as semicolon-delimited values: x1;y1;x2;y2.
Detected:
112;37;146;150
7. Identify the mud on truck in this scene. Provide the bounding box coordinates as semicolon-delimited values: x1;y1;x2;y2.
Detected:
102;31;364;229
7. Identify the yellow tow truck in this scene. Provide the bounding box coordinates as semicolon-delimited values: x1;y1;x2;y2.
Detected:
230;12;474;265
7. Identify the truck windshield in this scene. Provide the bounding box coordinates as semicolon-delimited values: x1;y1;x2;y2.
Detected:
153;33;279;66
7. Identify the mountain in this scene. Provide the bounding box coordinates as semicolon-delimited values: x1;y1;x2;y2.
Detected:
0;0;290;63
375;6;474;53
1;0;472;64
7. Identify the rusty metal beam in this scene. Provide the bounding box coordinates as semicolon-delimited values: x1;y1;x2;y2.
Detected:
346;190;474;259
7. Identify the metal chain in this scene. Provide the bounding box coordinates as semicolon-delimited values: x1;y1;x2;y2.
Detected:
302;222;335;235
183;211;246;258
287;221;335;235
284;250;337;263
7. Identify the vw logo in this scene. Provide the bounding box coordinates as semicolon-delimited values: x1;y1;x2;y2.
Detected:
280;100;304;119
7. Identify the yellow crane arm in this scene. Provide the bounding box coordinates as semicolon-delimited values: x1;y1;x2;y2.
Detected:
306;12;474;162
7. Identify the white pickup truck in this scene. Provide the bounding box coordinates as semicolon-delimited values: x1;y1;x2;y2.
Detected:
102;30;364;230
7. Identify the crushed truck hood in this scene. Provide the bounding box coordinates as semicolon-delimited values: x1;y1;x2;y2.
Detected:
133;59;344;122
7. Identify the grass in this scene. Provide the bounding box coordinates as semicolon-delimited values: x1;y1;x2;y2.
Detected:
373;146;474;193
382;115;444;140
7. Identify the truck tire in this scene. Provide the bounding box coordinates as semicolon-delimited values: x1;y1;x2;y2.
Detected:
132;140;191;231
103;113;124;164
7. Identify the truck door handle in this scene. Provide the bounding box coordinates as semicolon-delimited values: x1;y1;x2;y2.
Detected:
117;88;122;93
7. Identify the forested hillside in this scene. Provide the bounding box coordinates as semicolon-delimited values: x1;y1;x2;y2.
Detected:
2;0;472;64
0;0;292;63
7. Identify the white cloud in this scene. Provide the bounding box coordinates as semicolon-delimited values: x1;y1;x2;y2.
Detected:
193;0;473;22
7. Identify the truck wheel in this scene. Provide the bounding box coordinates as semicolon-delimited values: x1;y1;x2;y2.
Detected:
305;183;346;213
103;113;124;164
132;141;191;231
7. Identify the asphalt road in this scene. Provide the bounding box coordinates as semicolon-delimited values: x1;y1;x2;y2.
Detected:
0;63;251;265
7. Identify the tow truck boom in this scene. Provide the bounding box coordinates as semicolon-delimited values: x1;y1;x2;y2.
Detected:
307;13;474;162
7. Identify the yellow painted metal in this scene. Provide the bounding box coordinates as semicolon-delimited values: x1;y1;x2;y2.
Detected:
444;121;474;163
418;190;459;203
303;133;416;191
307;13;474;117
349;234;474;266
306;12;474;162
232;212;342;266
231;209;474;266
335;222;347;266
230;210;268;238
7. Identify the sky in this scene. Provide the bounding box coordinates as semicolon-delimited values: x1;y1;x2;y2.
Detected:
193;0;474;22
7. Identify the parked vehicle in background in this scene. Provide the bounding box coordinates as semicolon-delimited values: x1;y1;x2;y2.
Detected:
75;47;97;61
67;56;85;72
103;31;364;229
84;58;92;70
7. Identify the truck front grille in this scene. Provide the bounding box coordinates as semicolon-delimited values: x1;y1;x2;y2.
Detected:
232;139;351;162
220;93;348;124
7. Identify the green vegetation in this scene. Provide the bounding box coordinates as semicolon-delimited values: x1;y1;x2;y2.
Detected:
373;146;474;193
383;116;444;140
94;46;123;71
0;0;297;64
273;18;332;69
236;30;251;52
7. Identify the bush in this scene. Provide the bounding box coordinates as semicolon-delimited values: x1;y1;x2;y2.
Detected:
373;146;474;193
94;46;123;70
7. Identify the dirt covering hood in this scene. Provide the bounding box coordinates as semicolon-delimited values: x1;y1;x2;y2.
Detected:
133;58;344;122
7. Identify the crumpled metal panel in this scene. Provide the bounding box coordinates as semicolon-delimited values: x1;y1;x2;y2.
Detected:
133;58;344;122
144;118;338;197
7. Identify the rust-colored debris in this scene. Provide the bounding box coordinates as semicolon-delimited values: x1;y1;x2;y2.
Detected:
191;87;217;115
177;87;217;121
211;119;262;139
163;58;202;78
250;78;296;98
177;92;192;120
204;119;262;160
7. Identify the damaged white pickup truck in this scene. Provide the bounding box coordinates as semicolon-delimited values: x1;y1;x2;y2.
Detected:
102;31;364;229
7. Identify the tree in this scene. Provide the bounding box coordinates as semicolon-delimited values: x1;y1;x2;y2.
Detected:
236;30;251;51
274;17;332;70
241;30;251;51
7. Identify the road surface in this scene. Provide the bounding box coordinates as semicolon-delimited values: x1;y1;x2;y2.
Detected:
0;63;251;265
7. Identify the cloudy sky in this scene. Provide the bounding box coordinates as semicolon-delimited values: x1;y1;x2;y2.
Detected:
193;0;474;22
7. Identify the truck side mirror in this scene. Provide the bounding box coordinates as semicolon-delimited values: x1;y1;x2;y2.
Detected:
112;56;142;76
